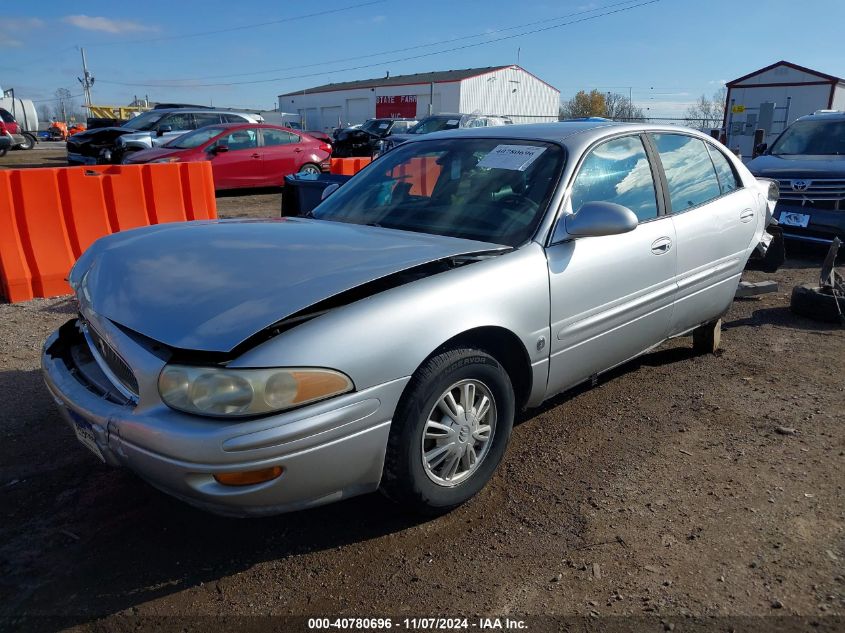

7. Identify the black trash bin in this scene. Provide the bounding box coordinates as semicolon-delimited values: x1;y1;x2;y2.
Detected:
281;173;352;217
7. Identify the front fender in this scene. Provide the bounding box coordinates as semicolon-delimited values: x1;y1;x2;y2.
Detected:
232;242;552;407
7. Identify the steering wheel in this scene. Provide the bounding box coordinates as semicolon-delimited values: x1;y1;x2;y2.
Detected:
497;193;539;214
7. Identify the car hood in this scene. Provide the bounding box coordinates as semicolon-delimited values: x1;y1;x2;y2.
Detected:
747;154;845;178
72;218;507;353
66;127;132;146
126;147;185;163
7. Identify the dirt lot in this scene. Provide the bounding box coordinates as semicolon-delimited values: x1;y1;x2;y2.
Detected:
0;147;843;632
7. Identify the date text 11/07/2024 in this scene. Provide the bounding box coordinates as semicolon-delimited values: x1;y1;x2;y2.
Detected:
307;617;528;630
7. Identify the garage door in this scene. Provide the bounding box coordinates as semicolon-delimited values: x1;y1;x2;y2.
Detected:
346;98;370;125
321;106;342;132
299;108;318;130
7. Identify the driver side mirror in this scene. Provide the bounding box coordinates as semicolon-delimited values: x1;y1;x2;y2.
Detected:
563;201;639;239
210;144;229;155
156;125;172;137
754;142;768;156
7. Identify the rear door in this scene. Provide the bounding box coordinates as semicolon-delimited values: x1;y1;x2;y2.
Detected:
545;134;677;396
649;133;758;334
207;127;261;189
259;128;301;185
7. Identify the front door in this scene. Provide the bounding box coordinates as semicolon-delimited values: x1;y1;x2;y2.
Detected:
545;134;677;396
208;127;261;189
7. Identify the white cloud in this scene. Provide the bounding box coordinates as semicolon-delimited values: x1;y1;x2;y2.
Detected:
0;17;44;48
62;15;156;34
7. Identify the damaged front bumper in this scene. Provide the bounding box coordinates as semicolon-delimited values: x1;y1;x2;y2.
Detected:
41;318;406;516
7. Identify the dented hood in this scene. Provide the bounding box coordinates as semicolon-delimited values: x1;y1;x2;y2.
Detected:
72;218;506;352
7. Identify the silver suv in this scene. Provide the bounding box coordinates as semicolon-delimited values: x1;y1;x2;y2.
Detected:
116;108;263;159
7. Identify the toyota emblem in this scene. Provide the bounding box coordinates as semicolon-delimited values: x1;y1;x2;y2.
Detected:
791;179;811;192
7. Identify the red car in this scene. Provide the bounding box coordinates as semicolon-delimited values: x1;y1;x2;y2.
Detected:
127;123;331;190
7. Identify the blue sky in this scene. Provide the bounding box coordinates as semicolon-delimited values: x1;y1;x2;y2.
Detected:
2;0;844;118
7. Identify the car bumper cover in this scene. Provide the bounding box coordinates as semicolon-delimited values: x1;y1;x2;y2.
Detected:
41;320;407;516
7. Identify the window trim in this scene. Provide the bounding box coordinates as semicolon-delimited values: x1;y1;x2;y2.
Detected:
548;131;668;246
648;132;744;216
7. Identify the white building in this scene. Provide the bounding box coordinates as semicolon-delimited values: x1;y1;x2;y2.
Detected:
724;60;845;157
278;65;560;132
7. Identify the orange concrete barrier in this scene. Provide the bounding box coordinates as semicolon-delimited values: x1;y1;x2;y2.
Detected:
0;162;217;303
330;157;372;176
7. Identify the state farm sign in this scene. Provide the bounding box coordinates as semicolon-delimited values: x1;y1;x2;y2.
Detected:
376;95;417;118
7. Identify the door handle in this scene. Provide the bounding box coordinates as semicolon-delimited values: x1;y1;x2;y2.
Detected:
740;208;754;223
294;147;303;153
651;236;672;255
250;153;261;159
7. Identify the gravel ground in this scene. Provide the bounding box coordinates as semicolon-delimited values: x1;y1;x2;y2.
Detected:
0;149;843;632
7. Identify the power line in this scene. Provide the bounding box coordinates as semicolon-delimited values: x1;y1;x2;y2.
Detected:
98;0;661;89
85;1;387;47
141;0;647;83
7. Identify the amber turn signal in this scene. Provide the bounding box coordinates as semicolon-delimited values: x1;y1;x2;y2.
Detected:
213;466;283;486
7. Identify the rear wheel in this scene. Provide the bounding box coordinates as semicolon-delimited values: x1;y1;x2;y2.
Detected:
17;134;34;150
298;163;321;176
0;147;7;158
381;348;514;514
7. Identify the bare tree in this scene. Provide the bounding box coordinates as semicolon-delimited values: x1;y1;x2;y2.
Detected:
604;92;646;121
54;88;73;121
685;87;727;130
38;103;54;122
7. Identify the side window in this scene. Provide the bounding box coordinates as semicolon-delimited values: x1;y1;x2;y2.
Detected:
193;113;222;128
263;129;298;146
223;113;249;124
706;143;740;195
569;135;659;222
160;113;194;130
220;128;258;151
652;134;722;211
0;108;15;123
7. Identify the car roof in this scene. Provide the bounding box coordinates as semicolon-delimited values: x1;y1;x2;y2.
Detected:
421;121;722;152
152;107;255;115
796;110;845;122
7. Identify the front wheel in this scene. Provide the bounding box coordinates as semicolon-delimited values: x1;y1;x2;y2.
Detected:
298;162;322;176
381;348;515;514
0;147;7;158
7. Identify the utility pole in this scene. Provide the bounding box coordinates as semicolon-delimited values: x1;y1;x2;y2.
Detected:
78;47;94;108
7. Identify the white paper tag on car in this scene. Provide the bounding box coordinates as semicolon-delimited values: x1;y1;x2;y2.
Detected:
478;145;546;171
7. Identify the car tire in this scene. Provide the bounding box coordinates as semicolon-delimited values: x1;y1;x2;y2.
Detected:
692;318;722;354
0;147;7;158
380;348;514;515
790;284;845;324
298;163;322;176
17;134;34;150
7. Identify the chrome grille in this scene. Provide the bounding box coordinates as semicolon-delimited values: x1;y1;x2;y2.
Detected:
85;325;139;398
777;178;845;210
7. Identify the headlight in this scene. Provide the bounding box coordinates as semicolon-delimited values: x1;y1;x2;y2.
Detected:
158;365;354;417
151;157;179;163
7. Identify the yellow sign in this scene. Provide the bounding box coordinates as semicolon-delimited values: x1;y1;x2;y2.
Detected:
731;104;746;114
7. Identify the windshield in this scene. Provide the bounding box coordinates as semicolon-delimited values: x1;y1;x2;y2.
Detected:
312;138;564;246
409;117;460;135
166;126;225;149
361;119;393;135
121;111;165;131
770;119;845;155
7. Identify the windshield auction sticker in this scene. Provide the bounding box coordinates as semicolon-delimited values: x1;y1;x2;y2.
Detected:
478;145;546;171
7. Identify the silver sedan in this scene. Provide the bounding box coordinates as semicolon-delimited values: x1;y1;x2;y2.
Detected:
42;122;778;516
